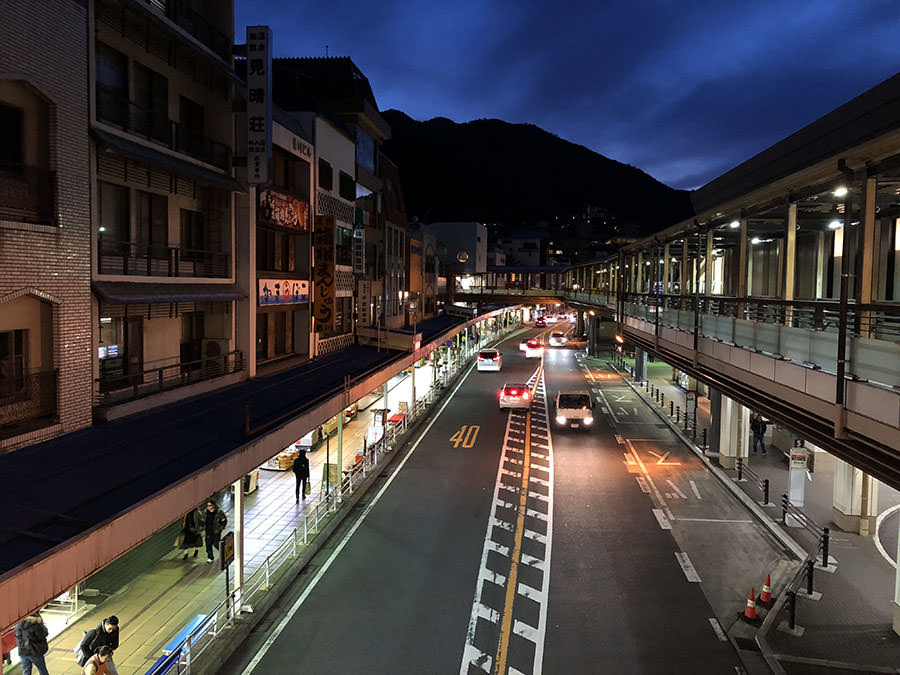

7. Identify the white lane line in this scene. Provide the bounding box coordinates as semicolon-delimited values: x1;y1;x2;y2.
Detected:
675;552;702;582
666;479;688;500
875;504;900;569
513;619;538;642
636;476;650;493
690;480;702;500
677;517;753;523
652;508;672;530
241;361;475;675
477;602;500;623
708;618;727;641
461;645;491;673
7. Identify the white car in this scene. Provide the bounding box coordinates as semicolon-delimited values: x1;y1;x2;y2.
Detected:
548;331;567;347
554;391;594;430
524;339;544;359
519;337;531;352
499;383;532;410
477;349;502;371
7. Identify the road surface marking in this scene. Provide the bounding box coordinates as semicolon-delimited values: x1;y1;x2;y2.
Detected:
241;361;474;675
666;479;688;499
690;480;702;500
636;476;650;493
652;508;672;530
624;453;637;466
708;618;727;641
649;450;681;465
675;552;702;582
676;517;752;523
875;504;900;569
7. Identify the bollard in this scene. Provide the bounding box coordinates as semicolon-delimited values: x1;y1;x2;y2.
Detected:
684;411;689;432
822;527;830;567
787;590;797;630
702;427;707;449
676;406;680;423
691;419;697;439
737;457;743;481
670;400;674;417
655;388;660;403
806;559;815;596
781;494;788;523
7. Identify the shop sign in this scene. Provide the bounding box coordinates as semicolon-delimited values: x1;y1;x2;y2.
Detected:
358;279;371;326
257;186;309;232
790;439;807;470
258;278;309;305
314;216;335;333
273;123;313;162
220;531;234;571
246;26;272;184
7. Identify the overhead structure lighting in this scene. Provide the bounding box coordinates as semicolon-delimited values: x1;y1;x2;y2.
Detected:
729;220;740;229
833;186;848;198
751;237;761;245
828;220;843;230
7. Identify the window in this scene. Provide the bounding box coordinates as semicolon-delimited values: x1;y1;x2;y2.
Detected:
135;190;168;258
95;42;128;127
318;158;333;191
133;63;169;142
274;148;309;199
98;182;130;243
256;312;268;361
356;127;375;174
0;103;23;164
0;330;26;398
335;226;353;267
180;209;206;258
178;96;204;157
339;171;355;201
257;227;296;272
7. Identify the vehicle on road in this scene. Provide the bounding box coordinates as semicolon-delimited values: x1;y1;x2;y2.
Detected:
548;331;567;347
524;339;544;358
535;316;546;327
499;383;532;409
476;349;502;371
554;391;594;429
519;337;531;352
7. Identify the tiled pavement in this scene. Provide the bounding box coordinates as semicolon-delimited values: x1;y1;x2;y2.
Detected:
4;363;440;675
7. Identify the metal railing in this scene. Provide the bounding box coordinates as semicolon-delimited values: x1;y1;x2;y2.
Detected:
97;236;230;278
96;87;231;171
146;322;521;674
95;351;243;407
0;161;56;225
735;457;771;505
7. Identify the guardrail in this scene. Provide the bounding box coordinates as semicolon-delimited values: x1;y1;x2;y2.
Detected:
147;320;522;674
735;458;771;505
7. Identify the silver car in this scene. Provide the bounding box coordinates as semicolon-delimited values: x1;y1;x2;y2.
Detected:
499;383;533;409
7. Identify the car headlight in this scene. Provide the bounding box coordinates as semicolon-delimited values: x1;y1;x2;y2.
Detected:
556;415;566;425
584;416;594;425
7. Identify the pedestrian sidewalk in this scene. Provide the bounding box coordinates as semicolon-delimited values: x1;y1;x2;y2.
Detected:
593;352;900;673
1;359;445;675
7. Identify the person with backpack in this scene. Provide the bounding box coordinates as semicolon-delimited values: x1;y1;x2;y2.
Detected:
750;414;768;455
204;500;227;564
14;611;49;675
76;616;119;674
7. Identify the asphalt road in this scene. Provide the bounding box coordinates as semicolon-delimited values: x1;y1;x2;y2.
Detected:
221;321;787;674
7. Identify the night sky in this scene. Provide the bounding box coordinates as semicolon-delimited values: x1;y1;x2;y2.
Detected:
235;1;900;190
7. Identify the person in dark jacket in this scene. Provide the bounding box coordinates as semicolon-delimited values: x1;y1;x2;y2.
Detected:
14;611;49;675
293;451;310;503
204;500;227;563
78;616;119;674
750;414;768;455
178;508;203;560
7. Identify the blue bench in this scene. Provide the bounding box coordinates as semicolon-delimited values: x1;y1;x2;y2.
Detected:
144;653;178;675
161;614;207;656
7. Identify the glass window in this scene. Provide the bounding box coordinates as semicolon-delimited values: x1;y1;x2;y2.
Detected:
318;158;333;191
256;312;268;360
0;103;24;164
95;42;128;127
339;171;355;201
356;127;375;174
135;190;168;257
0;330;26;397
99;182;130;242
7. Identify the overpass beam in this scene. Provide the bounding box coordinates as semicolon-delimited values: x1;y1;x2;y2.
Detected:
832;458;877;535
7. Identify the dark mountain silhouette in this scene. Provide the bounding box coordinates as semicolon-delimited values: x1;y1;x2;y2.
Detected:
382;110;693;239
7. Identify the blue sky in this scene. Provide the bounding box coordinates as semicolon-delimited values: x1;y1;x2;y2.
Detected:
235;1;900;190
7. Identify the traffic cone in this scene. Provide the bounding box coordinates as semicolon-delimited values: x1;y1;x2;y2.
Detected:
759;574;773;606
739;588;760;624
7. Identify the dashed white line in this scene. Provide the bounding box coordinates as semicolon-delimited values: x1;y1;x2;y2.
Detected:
690;480;702;500
708;617;727;641
675;552;702;582
666;479;688;500
652;508;672;530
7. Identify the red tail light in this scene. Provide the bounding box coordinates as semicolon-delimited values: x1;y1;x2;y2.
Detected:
509;389;518;395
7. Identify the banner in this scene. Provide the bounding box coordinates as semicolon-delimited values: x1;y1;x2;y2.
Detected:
257;186;309;232
258;279;308;305
314;216;335;333
246;26;272;184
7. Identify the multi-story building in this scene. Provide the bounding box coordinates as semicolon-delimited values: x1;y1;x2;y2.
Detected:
425;221;488;278
90;0;244;418
1;0;92;450
381;154;408;329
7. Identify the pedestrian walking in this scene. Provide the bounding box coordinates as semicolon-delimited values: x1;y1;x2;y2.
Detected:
14;611;49;675
750;414;768;455
83;646;113;675
293;451;310;503
204;500;227;563
177;508;203;560
76;616;119;674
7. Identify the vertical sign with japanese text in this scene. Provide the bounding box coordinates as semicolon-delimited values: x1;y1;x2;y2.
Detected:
314;215;336;334
246;26;272;184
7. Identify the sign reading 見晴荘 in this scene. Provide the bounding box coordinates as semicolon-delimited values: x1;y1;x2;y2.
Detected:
246;26;272;184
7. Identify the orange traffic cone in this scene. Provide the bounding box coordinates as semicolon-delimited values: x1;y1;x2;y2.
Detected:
759;575;773;606
739;588;760;624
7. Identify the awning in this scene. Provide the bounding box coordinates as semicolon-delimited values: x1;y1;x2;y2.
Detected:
91;127;246;193
93;281;246;304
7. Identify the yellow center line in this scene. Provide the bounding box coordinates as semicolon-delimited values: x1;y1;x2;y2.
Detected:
495;366;540;674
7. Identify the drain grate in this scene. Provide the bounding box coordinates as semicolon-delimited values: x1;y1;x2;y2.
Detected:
733;637;760;652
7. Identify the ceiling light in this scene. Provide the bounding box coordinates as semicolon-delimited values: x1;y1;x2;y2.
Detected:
729;220;740;229
833;186;848;198
751;237;761;245
828;220;842;230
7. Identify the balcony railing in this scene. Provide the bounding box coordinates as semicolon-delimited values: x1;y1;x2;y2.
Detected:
0;369;58;440
139;0;231;62
0;161;56;225
95;350;243;407
98;236;230;278
97;86;231;171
